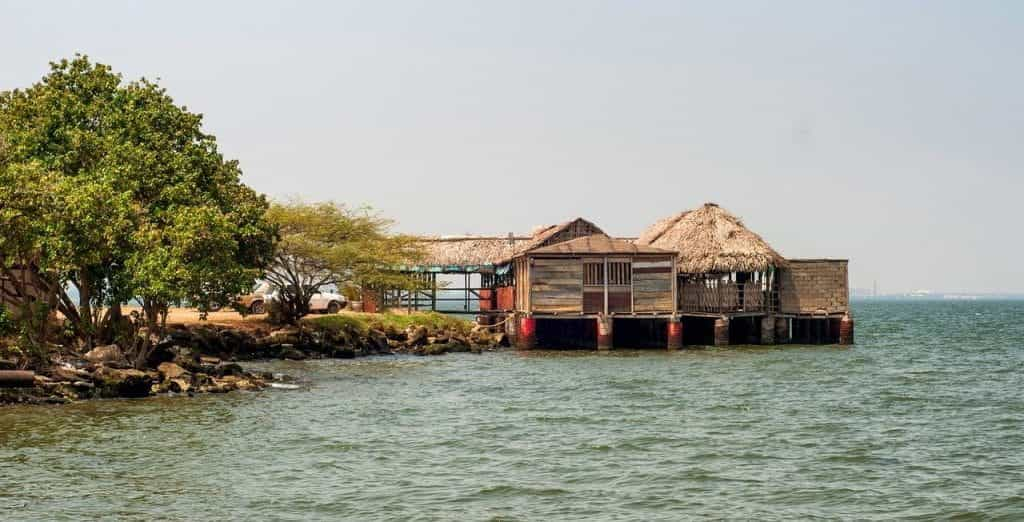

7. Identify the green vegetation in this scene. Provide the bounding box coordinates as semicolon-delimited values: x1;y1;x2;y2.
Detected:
0;55;275;366
302;312;472;338
0;305;13;338
265;201;424;324
0;55;431;372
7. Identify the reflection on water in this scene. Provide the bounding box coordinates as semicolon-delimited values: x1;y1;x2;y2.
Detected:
2;301;1024;520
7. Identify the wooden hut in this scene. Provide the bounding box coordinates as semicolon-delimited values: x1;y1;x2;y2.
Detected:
382;218;606;313
510;233;676;350
637;203;786;345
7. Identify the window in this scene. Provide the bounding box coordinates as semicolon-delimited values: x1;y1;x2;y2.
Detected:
584;262;604;286
583;261;631;285
608;262;631;285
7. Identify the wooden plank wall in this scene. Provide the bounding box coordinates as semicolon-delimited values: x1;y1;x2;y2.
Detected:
632;258;674;312
530;258;583;313
514;257;529;312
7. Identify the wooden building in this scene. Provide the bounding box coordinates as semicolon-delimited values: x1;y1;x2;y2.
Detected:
384;205;851;349
511;233;677;350
638;203;851;346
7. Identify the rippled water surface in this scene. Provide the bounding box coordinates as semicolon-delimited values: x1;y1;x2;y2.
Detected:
2;301;1024;520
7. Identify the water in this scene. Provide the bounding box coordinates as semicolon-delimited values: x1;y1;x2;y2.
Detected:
2;301;1023;520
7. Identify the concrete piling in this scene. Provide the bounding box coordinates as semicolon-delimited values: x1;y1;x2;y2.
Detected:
597;315;613;351
714;317;730;346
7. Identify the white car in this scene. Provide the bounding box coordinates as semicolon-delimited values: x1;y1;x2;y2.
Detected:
307;289;348;314
258;284;348;314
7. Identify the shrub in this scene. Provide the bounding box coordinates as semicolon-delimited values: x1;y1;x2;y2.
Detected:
0;304;14;337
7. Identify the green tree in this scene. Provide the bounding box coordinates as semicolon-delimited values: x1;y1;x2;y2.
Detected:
0;56;275;365
264;201;424;324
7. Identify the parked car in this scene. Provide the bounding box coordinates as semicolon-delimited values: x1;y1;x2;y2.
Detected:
235;282;347;315
235;281;271;314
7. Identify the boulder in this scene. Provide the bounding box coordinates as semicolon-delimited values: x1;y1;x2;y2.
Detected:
84;345;124;365
93;367;154;398
268;328;300;345
167;378;191;394
278;345;307;360
332;347;356;359
50;365;91;382
406;326;429;346
214;363;246;377
367;329;390;353
157;362;190;381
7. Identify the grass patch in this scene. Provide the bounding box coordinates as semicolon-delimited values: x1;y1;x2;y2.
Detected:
302;311;473;337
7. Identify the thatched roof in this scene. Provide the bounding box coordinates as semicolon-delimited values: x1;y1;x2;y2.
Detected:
528;234;673;256
637;203;785;273
416;218;606;267
417;236;526;267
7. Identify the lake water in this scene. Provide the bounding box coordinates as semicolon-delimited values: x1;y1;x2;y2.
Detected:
2;301;1023;520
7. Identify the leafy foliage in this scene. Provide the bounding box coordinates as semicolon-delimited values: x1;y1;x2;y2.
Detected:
301;311;472;338
0;55;275;364
264;201;424;324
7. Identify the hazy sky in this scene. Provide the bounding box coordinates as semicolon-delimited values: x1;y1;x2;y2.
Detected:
3;1;1022;293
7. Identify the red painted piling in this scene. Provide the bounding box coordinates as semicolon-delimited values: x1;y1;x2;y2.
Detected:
517;316;536;350
667;319;683;350
839;314;855;345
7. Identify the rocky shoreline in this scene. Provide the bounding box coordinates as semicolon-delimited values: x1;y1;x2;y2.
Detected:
0;313;507;406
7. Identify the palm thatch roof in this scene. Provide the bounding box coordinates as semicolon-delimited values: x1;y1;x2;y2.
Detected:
416;218;606;268
637;203;785;273
417;236;526;267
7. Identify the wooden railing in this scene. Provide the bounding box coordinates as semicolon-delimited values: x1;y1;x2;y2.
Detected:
679;282;776;314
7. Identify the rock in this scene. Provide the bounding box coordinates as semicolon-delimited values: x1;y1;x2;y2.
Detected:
214;363;246;377
168;378;191;394
367;329;390;353
84;344;124;364
278;345;307;360
406;326;429;346
93;367;154;398
157;362;190;381
194;373;214;387
199;356;221;366
268;328;300;345
332;347;356;359
50;365;91;382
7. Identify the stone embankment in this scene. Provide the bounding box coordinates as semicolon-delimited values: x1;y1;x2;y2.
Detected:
0;312;505;405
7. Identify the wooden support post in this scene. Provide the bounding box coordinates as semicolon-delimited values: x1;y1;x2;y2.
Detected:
597;314;613;350
517;315;536;350
667;318;683;350
761;315;775;345
839;314;855;345
714;317;730;346
774;317;789;344
507;313;518;345
431;274;437;311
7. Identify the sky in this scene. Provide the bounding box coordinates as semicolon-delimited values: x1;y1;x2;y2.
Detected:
2;1;1022;294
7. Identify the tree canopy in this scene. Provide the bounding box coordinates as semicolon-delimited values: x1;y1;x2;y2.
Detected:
0;55;275;361
264;201;424;324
